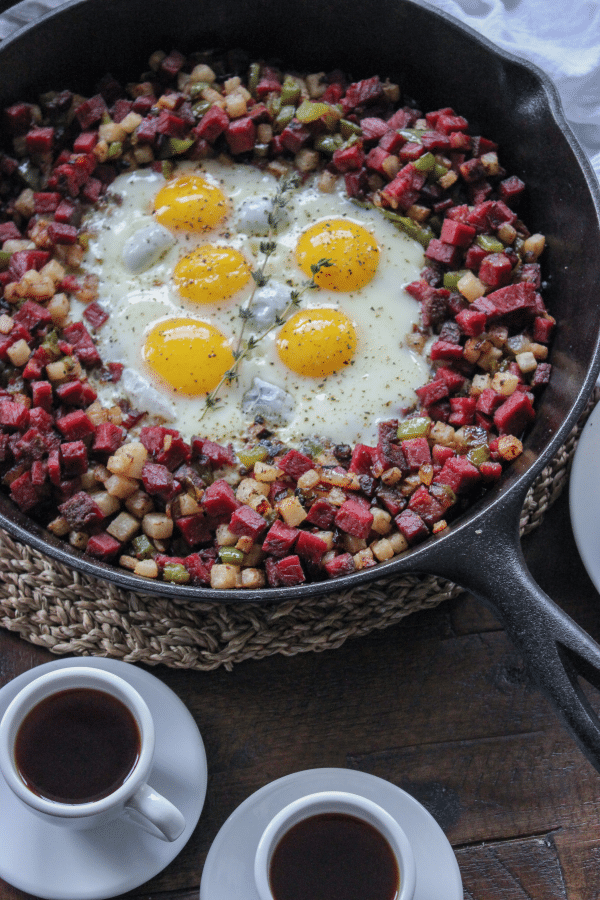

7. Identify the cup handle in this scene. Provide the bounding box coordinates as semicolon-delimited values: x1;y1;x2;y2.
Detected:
124;783;186;842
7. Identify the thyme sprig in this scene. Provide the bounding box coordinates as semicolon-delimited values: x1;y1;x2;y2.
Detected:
200;171;333;418
201;256;332;417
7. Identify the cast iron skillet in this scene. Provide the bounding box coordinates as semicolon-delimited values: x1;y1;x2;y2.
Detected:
2;0;600;767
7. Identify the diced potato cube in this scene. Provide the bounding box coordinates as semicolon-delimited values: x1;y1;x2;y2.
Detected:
241;567;266;589
107;511;140;542
90;491;121;518
371;508;392;535
236;477;269;503
496;435;523;461
491;371;519;397
142;512;173;540
216;524;238;546
297;468;320;491
523;233;545;259
105;473;139;499
47;516;70;537
7;339;30;367
69;531;89;550
516;351;537;374
236;535;254;553
134;558;159;579
210;563;242;590
458;270;486;302
380;466;402;486
125;489;154;518
389;532;409;554
119;555;137;570
253;461;284;483
46;291;70;327
314;530;334;551
343;534;367;553
326;487;347;507
0;314;13;335
107;441;148;479
371;538;395;562
353;547;375;570
277;495;308;527
429;421;456;447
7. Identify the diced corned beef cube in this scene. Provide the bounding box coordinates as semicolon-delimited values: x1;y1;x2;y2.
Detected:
155;109;186;137
448;396;477;426
365;146;391;176
8;249;51;279
478;252;513;288
455;307;487;337
62;321;102;367
430;340;464;362
531;362;552;390
59;490;104;527
279;119;311;153
255;75;283;97
29;407;54;436
30;460;47;486
194;105;230;142
47;222;78;245
55;409;95;441
154;435;191;471
60;440;88;477
184;552;214;584
332;142;365;173
192;437;235;468
401;437;432;470
439;218;476;247
436;366;466;394
459;157;485;183
483;282;544;325
499;175;525;205
344;169;369;199
425;239;462;268
436;113;469;134
305;499;336;528
160;49;186;77
86;532;122;559
13;299;53;331
348;443;375;475
55;380;87;406
73;131;98;153
262;520;299;557
420;130;451;152
75;94;108;129
13;427;45;462
0;221;22;242
479;460;503;481
0;399;29;430
31;380;53;412
532;316;555;343
9;471;44;511
295;530;328;565
476;388;504;417
334;499;374;539
395;508;430;544
26;126;54;154
343;76;383;109
135;117;158;144
378;130;406;154
275;554;306;586
324;552;356;578
229;505;267;540
176;514;212;547
4;102;34;135
92;421;124;455
464;243;487;272
493;391;535;435
225;117;256;155
201;478;240;517
141;462;177;497
386;107;414;130
432;444;455;466
408;485;446;526
376;420;406;470
415;378;449;408
360;117;390;142
140;425;179;456
47;448;61;485
278;449;314;480
399;141;425;163
33;192;61;214
434;456;481;494
83;301;109;328
381;165;426;210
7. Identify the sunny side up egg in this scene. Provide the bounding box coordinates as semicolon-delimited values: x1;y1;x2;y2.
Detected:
80;159;431;448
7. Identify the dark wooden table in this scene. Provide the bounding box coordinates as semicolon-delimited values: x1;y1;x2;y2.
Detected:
0;484;599;900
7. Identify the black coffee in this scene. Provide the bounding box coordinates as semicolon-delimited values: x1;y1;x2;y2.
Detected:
269;812;400;900
14;687;140;803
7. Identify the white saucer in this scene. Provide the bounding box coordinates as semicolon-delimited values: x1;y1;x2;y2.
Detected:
570;399;600;594
199;767;462;900
0;657;207;900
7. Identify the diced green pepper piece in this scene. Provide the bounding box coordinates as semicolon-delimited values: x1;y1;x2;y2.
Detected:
397;216;435;248
295;99;331;124
0;251;11;272
163;562;191;584
397;416;432;440
340;118;362;140
237;445;270;468
467;444;491;467
192;99;212;118
443;270;470;291
274;104;296;132
314;133;344;155
280;75;301;106
188;81;209;100
431;163;449;181
219;547;244;565
476;234;505;253
41;330;62;361
248;62;261;98
107;141;123;159
168;137;194;155
399;128;424;143
132;534;155;559
161;160;175;179
413;152;436;173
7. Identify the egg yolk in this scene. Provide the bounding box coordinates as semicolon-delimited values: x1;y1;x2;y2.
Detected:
295;219;380;292
154;175;227;231
143;318;234;395
173;244;251;304
276;308;357;378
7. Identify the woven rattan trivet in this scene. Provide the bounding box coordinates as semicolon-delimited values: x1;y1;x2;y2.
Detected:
0;394;596;671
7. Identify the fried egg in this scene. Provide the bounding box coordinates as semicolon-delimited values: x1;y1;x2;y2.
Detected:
80;160;430;446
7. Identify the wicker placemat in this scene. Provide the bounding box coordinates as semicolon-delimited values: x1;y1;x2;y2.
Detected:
0;396;594;671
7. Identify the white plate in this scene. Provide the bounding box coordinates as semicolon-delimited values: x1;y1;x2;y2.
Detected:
199;767;462;900
569;400;600;593
0;657;207;900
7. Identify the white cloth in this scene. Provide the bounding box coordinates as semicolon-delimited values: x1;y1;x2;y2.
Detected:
427;0;600;179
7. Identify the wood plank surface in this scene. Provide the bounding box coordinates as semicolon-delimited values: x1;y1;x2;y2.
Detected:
0;488;599;899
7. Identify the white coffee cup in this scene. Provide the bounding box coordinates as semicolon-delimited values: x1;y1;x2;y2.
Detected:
0;666;185;841
254;790;416;900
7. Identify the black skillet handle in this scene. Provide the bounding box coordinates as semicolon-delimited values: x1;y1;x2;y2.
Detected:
422;488;600;773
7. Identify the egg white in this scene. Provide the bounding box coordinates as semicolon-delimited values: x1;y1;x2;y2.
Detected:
79;160;430;447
